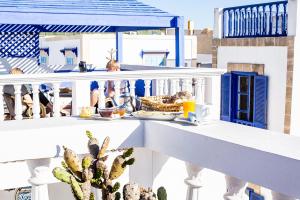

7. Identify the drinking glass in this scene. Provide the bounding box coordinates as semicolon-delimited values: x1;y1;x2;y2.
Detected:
183;100;196;118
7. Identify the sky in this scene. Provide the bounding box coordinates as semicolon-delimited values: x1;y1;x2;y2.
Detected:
139;0;272;29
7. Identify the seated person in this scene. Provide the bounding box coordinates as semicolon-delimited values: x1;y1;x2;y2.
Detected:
3;67;53;119
90;60;127;109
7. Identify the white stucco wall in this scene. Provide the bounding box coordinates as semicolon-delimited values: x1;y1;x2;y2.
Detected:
217;46;288;133
40;37;81;66
39;34;197;69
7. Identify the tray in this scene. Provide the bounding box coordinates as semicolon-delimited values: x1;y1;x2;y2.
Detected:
131;111;178;121
81;114;122;121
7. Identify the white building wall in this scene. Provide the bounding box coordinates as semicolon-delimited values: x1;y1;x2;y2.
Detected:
40;34;197;69
217;46;288;133
40;37;81;66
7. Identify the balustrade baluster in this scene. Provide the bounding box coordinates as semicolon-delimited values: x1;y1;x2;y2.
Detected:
283;2;287;35
269;4;273;36
229;10;232;36
263;6;266;35
129;80;136;106
0;85;4;121
255;7;259;35
247;10;251;36
275;3;279;35
114;80;121;105
234;9;237;36
158;79;164;96
32;84;40;119
97;80;106;108
195;78;206;105
53;83;60;118
164;79;169;95
14;84;23;120
170;79;177;95
144;80;151;97
222;10;226;38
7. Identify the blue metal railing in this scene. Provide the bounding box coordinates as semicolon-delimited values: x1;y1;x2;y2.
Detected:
222;1;288;38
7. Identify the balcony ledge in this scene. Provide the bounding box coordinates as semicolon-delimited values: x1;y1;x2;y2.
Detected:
0;117;300;198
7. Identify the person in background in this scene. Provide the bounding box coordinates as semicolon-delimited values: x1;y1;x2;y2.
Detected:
3;68;53;119
90;59;127;109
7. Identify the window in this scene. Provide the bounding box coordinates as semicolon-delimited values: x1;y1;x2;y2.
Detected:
220;71;268;129
66;57;74;65
142;51;169;67
40;56;47;65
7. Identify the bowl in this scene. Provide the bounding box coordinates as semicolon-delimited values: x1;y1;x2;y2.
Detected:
98;108;115;118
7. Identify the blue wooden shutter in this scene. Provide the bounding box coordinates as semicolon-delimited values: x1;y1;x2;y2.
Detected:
220;73;232;121
247;188;264;200
253;75;268;129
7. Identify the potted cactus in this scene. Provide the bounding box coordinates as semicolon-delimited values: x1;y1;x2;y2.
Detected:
52;131;167;200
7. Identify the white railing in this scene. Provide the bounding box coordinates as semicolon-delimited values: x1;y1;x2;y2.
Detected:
0;67;225;121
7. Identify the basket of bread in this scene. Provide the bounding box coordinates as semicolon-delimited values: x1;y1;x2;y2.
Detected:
140;91;192;112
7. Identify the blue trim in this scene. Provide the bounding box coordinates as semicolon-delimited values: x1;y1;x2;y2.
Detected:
223;1;288;38
60;47;78;57
40;47;49;56
116;31;123;63
175;16;185;67
246;188;264;200
141;50;170;58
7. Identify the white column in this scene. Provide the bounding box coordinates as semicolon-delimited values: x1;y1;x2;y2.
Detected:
144;80;151;97
114;80;121;105
158;79;164;96
224;176;247;200
72;80;92;116
182;79;190;92
92;188;102;200
214;8;224;38
14;84;23;120
210;76;221;120
98;80;106;108
0;85;4;121
195;78;206;105
185;163;204;200
32;84;40;119
129;80;136;106
288;0;297;36
290;0;300;136
29;167;51;200
52;83;60;118
170;79;177;95
164;79;169;95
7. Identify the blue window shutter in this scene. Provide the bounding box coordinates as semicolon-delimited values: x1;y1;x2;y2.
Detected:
220;73;232;121
247;188;264;200
253;75;268;129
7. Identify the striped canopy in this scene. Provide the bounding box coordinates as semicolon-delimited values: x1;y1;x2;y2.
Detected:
0;0;180;32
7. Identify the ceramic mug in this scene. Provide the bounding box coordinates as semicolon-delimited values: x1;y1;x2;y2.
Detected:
195;104;209;122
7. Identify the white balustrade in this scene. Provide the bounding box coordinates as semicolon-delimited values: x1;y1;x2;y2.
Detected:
52;83;61;118
163;79;169;95
14;84;23;120
0;67;225;121
195;78;206;105
32;84;41;119
170;79;177;95
144;79;151;97
129;80;136;106
29;166;51;200
0;85;4;121
158;79;164;96
97;80;106;108
114;80;121;105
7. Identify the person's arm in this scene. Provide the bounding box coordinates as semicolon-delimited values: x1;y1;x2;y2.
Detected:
23;94;33;106
106;81;115;98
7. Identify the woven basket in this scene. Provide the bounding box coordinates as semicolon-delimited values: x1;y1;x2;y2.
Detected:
140;96;183;112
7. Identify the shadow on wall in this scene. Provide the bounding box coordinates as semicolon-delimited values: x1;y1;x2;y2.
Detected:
0;58;82;74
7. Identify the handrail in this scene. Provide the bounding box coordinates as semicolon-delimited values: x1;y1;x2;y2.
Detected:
0;68;226;85
222;1;288;38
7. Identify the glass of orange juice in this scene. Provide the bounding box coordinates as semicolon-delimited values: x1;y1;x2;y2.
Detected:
183;99;196;118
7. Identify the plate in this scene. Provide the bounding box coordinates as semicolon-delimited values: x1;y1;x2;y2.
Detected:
89;114;122;121
131;111;177;121
174;118;199;126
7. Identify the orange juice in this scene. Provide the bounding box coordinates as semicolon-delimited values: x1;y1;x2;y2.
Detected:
183;100;196;118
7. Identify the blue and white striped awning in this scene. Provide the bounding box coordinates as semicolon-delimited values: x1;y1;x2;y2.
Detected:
0;0;180;32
